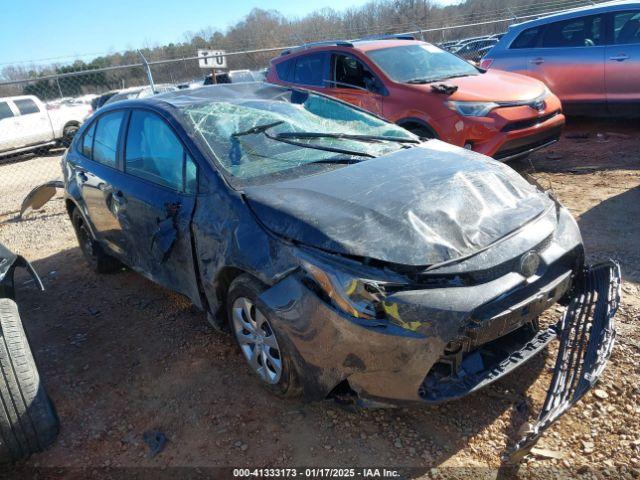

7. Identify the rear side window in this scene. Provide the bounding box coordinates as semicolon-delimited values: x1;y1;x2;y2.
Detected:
292;53;326;86
14;99;40;115
93;111;125;167
0;102;13;120
275;59;294;82
124;110;196;192
613;11;640;45
511;27;544;48
542;15;603;48
81;122;96;158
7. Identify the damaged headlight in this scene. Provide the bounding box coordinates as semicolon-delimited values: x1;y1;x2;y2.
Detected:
448;101;499;117
299;257;390;320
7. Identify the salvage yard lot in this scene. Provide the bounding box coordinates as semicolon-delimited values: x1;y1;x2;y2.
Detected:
0;118;639;477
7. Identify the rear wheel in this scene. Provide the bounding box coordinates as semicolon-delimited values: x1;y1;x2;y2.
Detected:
226;275;301;398
71;208;121;273
0;298;59;463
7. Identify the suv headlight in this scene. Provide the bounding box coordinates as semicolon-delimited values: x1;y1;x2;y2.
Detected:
299;257;390;319
448;101;499;117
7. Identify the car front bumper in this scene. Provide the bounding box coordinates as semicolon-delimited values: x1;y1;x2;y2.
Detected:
257;258;620;458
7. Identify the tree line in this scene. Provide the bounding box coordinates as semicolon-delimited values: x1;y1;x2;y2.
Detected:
0;0;591;99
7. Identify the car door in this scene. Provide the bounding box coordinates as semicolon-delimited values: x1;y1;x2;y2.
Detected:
528;14;606;107
605;9;640;114
0;101;20;153
73;110;129;256
13;98;54;145
324;53;384;116
116;109;200;301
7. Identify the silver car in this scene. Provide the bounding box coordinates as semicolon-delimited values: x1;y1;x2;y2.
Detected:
482;1;640;116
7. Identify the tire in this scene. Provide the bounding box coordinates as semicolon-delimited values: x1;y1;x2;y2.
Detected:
0;298;59;463
406;125;436;140
60;124;79;147
71;208;121;273
226;275;301;398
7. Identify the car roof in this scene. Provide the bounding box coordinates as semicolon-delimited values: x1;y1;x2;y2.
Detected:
510;0;640;29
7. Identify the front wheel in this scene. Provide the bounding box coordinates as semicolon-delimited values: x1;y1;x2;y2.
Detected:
226;275;301;398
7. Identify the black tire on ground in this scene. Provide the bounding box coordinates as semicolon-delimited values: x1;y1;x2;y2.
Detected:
226;274;302;398
0;298;59;463
71;208;121;273
60;124;79;147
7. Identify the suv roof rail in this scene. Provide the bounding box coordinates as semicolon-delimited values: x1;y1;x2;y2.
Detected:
280;40;354;56
352;34;416;41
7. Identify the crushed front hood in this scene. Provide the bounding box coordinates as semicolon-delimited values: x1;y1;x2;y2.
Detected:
244;142;555;267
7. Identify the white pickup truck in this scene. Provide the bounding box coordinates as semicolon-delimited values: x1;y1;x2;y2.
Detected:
0;95;91;157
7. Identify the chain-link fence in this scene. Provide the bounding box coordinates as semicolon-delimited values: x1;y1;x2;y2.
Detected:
0;0;604;219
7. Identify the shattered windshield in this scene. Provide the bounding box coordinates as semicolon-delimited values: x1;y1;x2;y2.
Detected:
180;91;417;186
366;44;479;83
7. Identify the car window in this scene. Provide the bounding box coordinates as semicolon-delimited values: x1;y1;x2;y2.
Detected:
511;26;545;49
14;99;40;115
0;102;14;121
181;89;415;187
542;15;603;48
331;54;374;90
185;155;198;194
613;11;640;45
125;110;190;191
81;121;97;158
366;44;478;83
292;53;326;86
275;59;294;82
93;111;125;167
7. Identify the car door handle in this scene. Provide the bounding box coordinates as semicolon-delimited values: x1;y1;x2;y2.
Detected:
609;54;629;62
530;57;545;65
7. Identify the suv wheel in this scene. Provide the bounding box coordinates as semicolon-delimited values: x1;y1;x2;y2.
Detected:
71;208;121;273
226;275;301;398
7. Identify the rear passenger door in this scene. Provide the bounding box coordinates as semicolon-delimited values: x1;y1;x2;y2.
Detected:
117;109;201;302
13;98;53;146
605;9;640;114
0;101;20;153
528;15;606;106
74;110;129;255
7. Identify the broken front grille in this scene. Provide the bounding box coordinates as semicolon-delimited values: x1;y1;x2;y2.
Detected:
506;261;621;462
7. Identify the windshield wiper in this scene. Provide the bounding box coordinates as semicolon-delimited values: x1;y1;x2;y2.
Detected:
274;131;420;145
406;73;474;84
231;121;284;137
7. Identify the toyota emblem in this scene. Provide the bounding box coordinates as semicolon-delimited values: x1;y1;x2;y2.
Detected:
519;251;540;277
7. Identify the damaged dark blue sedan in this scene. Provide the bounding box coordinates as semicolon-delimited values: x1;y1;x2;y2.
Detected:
60;83;620;458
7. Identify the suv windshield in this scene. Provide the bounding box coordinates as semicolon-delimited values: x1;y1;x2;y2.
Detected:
180;91;416;187
366;44;479;83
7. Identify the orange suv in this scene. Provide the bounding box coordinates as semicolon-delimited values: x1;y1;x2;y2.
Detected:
267;36;565;161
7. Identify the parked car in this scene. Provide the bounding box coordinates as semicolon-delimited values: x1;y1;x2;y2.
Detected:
0;242;59;463
103;84;179;106
267;37;565;161
203;69;266;85
481;1;640;116
91;90;119;111
0;95;91;157
452;38;499;61
61;83;619;458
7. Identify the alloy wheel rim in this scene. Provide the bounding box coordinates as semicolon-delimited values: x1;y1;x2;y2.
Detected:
78;222;94;257
232;297;282;384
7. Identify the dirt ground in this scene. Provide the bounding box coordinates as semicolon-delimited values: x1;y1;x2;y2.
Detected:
0;118;638;479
